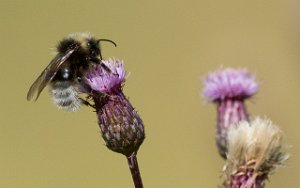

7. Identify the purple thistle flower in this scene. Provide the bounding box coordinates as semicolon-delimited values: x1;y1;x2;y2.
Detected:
85;58;126;94
203;68;258;102
203;68;259;158
84;58;145;156
83;58;145;188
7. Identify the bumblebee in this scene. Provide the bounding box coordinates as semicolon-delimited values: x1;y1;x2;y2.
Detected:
27;32;116;111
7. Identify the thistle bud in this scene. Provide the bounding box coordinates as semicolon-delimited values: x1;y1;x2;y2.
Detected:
84;58;145;156
203;68;258;158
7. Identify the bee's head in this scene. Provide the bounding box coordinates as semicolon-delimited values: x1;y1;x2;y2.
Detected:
57;32;116;61
57;32;100;58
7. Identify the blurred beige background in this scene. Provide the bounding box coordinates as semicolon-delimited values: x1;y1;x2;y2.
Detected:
1;0;299;187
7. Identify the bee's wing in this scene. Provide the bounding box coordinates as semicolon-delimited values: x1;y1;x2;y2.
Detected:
26;48;77;101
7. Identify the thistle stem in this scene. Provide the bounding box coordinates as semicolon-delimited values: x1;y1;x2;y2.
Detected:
127;152;144;188
216;99;249;158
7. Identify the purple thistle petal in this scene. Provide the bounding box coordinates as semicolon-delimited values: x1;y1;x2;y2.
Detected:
84;58;126;94
203;68;259;101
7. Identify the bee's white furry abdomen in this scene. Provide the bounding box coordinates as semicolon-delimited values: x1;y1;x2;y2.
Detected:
51;81;81;112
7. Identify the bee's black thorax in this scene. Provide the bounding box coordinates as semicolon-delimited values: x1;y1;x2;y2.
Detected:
52;64;74;81
53;37;101;82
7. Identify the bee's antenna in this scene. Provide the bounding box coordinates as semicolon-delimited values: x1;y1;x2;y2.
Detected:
97;39;117;47
97;39;117;60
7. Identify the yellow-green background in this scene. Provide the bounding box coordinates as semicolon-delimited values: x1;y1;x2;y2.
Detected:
1;0;299;187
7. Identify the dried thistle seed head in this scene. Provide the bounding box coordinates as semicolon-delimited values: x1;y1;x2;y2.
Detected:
84;58;145;156
223;117;289;188
203;68;259;102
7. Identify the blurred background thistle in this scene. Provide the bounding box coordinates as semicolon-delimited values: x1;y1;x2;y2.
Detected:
223;118;288;188
203;68;259;158
202;68;289;188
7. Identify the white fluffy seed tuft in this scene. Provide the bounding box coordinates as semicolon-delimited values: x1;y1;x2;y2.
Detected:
224;117;289;180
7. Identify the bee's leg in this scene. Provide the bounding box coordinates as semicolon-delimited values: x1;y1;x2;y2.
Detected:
80;97;96;109
76;77;95;94
100;62;113;73
89;57;113;74
76;77;109;99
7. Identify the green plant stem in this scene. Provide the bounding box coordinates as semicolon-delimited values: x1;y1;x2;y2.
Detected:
127;152;143;188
